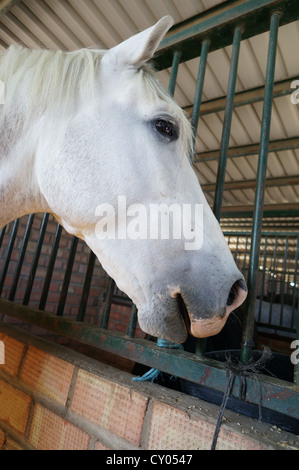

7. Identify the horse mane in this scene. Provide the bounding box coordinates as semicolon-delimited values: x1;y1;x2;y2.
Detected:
0;45;104;117
0;44;192;157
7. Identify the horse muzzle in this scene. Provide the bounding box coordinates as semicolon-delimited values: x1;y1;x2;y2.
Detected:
176;279;248;338
137;275;247;343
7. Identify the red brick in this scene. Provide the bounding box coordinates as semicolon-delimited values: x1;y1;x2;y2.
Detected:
71;370;148;446
0;379;31;434
30;404;89;450
3;438;24;450
0;333;25;376
95;441;111;450
20;346;75;405
148;402;265;450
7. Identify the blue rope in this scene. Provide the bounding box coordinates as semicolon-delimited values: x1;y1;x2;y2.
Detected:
132;338;184;383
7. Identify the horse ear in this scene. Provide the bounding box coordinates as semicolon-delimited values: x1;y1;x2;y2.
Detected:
103;16;174;71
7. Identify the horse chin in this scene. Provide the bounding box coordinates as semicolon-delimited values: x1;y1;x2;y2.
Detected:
137;295;231;344
137;299;189;344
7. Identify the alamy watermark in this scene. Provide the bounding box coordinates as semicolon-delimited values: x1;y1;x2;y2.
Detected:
95;196;203;251
290;80;299;104
0;341;4;365
291;340;299;365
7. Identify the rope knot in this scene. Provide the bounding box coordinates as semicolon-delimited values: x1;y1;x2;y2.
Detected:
224;347;273;400
211;347;273;450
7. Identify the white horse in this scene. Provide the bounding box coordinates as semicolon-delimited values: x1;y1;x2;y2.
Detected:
0;16;247;343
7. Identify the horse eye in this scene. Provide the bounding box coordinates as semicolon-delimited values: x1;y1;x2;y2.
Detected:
155;119;176;138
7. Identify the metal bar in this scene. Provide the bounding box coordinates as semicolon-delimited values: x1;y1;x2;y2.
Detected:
213;26;242;221
221;203;299;219
241;12;280;363
0;226;6;251
256;321;296;334
295;303;299;385
77;251;96;322
184;76;296;117
224;231;299;238
56;235;78;316
168;51;181;97
23;213;49;306
258;236;268;320
269;237;278;326
100;277;115;329
0;219;19;296
39;223;63;311
155;0;298;70
291;238;299;322
9;214;35;301
233;235;239;262
191;39;210;157
127;304;138;338
242;236;249;275
202;174;299;192
194;136;299;163
0;297;298;420
279;237;289;325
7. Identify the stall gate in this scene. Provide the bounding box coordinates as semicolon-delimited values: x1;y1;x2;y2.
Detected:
0;0;298;450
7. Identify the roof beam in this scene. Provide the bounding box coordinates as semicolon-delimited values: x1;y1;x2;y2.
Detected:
184;77;294;117
194;136;299;163
202;175;299;192
0;0;19;18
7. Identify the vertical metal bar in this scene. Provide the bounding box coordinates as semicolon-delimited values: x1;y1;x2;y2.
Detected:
56;235;78;316
0;226;6;251
279;237;288;325
191;39;210;158
258;236;268;320
242;235;249;276
269;237;278;324
190;39;209;357
0;219;19;296
127;304;138;338
39;223;63;310
291;237;299;323
77;251;96;322
241;12;280;363
234;235;239;262
168;51;181;97
213;26;242;221
294;301;299;385
9;214;35;301
100;277;115;329
23;213;49;306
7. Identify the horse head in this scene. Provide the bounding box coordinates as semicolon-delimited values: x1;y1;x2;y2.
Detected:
1;17;247;343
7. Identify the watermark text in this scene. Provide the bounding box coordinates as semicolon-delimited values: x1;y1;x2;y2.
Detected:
95;197;203;251
291;340;299;365
290;80;299;104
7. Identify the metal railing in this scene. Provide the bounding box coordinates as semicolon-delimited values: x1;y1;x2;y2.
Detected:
0;0;298;425
225;231;299;337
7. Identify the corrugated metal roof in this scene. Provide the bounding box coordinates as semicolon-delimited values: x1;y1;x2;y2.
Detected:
0;0;298;219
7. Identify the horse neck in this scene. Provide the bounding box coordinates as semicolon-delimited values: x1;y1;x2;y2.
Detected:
0;104;47;229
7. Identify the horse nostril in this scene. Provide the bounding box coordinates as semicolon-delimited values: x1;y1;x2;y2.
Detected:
227;283;237;306
226;279;247;308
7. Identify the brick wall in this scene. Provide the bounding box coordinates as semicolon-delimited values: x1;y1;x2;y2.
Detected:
0;322;297;451
0;214;145;345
